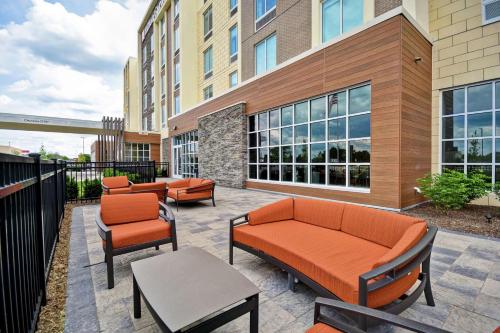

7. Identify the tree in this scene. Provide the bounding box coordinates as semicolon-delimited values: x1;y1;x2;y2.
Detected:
78;153;91;162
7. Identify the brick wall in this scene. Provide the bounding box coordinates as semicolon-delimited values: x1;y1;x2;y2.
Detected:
375;0;402;16
241;0;311;81
430;0;500;172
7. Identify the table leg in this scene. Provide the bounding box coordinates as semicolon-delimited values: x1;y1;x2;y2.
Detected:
133;276;141;318
250;294;259;333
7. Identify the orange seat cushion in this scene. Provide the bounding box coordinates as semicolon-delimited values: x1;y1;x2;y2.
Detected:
108;187;132;195
234;220;419;308
248;198;294;225
306;323;341;333
108;219;171;249
341;204;425;248
294;198;344;230
168;188;212;201
101;193;159;225
102;176;129;189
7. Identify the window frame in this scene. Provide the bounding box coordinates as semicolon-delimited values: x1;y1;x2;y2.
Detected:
255;0;276;25
125;143;151;162
247;83;372;191
203;46;213;78
321;0;364;43
203;5;213;40
174;0;180;19
229;24;238;60
203;85;213;100
255;33;276;75
230;0;238;15
482;0;500;25
174;94;180;115
229;71;238;88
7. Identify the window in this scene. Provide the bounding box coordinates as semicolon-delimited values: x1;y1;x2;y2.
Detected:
230;0;238;15
174;62;180;87
255;34;276;75
174;95;180;115
204;46;213;78
203;6;213;39
248;84;371;189
173;131;199;178
151;84;155;106
142;46;147;62
151;109;156;131
161;44;166;66
125;143;150;161
441;81;500;182
161;103;166;128
160;17;165;37
229;24;238;60
150;36;154;55
150;66;154;81
174;0;179;18
256;0;276;21
143;69;147;87
483;0;500;24
230;71;238;88
203;85;213;100
174;27;179;52
161;73;165;96
143;93;147;110
142;117;148;131
322;0;364;43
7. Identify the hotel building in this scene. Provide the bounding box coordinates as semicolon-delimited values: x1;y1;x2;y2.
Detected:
123;0;500;210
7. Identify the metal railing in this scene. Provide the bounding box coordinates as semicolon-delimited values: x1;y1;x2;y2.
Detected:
65;161;160;203
0;153;66;333
156;161;170;178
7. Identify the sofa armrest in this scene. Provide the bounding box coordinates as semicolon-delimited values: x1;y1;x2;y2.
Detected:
313;297;450;333
247;198;294;225
96;209;112;245
168;179;190;188
101;183;110;194
185;182;215;194
159;201;175;222
357;226;438;305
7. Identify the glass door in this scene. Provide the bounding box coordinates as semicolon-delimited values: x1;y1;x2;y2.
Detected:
172;144;182;178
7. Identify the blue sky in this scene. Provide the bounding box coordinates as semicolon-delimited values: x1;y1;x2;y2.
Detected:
0;0;148;157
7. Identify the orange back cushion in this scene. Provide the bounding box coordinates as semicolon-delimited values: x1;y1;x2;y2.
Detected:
340;204;425;248
293;198;344;230
189;178;204;187
102;176;129;189
101;193;159;225
248;198;294;225
131;182;166;191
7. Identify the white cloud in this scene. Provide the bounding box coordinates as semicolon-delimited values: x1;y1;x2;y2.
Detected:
0;0;148;157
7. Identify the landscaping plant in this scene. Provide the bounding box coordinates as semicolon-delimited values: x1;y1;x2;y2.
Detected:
418;170;490;211
82;179;103;199
65;176;78;200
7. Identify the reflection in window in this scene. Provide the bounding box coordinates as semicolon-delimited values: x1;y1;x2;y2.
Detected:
322;0;363;43
247;84;371;189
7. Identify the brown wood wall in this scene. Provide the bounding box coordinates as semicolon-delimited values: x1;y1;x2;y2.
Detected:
168;15;432;209
124;132;161;162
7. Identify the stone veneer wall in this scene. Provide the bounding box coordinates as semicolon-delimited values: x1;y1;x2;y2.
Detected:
198;103;247;188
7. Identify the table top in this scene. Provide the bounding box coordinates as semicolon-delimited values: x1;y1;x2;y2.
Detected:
131;247;259;332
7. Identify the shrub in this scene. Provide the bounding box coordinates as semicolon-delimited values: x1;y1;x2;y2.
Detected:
102;168;141;183
65;176;78;200
418;170;490;211
82;179;102;199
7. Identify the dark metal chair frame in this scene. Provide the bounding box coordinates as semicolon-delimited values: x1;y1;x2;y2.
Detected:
96;201;177;289
229;213;438;329
101;179;134;195
312;297;451;333
167;182;216;211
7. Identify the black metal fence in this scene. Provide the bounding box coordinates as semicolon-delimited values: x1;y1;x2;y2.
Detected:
0;153;66;333
65;161;161;202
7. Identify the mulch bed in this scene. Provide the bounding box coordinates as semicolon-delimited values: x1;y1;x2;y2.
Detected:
404;202;500;239
36;204;75;333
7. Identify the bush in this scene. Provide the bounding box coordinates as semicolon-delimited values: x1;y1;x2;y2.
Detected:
65;176;78;200
82;179;102;199
418;170;490;210
102;168;141;183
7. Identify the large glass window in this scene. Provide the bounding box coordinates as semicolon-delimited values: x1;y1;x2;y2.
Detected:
125;143;150;161
230;24;238;57
255;34;276;75
322;0;364;43
174;62;180;86
174;27;179;52
248;84;371;189
204;46;213;76
203;85;213;100
173;130;198;178
174;0;179;18
441;81;499;182
256;0;276;21
174;95;180;115
230;71;238;87
203;6;213;37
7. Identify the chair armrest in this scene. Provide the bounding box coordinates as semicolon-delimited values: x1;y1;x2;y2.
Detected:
128;180;134;186
159;201;175;222
313;298;450;333
101;183;110;194
185;182;215;193
230;213;249;227
95;210;111;241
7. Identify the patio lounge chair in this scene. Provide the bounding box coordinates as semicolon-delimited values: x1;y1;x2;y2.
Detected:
229;198;437;329
167;178;216;211
130;182;168;203
96;193;177;289
101;175;133;195
307;298;450;333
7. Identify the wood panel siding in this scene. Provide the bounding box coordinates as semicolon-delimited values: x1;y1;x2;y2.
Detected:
168;14;432;209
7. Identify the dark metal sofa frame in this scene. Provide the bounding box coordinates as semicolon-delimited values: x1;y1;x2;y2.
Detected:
312;297;450;333
101;179;134;195
96;201;177;289
229;213;438;329
167;182;216;211
130;187;168;204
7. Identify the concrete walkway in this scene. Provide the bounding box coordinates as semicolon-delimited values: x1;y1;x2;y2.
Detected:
65;187;500;333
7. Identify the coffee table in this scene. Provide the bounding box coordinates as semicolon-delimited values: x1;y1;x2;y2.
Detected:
131;247;260;332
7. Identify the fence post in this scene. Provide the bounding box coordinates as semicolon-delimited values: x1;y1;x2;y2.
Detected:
53;159;59;242
113;160;116;176
29;153;47;306
152;160;156;182
62;160;66;218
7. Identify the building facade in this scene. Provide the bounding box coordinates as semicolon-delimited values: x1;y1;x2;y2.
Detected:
123;57;140;132
123;0;500;210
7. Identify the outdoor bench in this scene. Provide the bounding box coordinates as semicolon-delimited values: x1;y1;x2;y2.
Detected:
102;175;168;202
229;197;437;329
167;178;216;210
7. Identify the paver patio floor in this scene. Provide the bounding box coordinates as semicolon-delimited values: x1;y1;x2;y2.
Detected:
65;186;500;333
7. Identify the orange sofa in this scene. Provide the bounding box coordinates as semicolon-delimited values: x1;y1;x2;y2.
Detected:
229;198;437;329
96;193;177;289
167;178;215;210
130;182;167;202
101;175;133;195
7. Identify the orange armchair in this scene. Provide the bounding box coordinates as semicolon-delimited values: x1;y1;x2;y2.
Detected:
130;182;168;202
167;178;215;211
101;176;133;195
96;193;177;288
